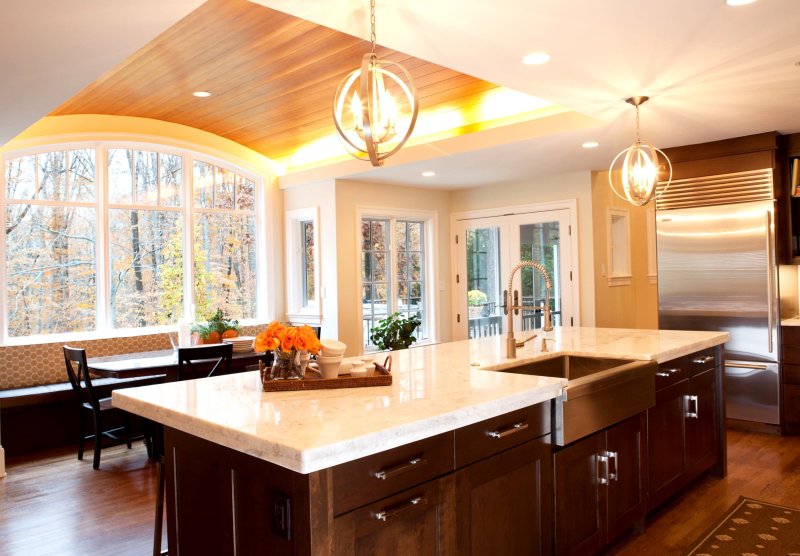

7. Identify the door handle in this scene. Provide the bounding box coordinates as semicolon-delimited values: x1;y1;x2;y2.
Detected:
597;454;610;485
765;211;774;354
607;451;618;482
685;394;699;419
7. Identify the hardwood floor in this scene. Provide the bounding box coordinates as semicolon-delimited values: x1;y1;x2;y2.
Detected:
0;441;161;556
0;429;798;555
611;428;800;555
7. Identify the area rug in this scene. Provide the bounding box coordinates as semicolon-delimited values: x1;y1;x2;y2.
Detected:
686;496;800;555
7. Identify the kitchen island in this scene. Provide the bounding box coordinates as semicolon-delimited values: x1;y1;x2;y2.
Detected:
113;327;729;555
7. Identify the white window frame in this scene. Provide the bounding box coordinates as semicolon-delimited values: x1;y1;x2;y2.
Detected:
647;207;658;284
0;140;270;345
285;206;321;325
607;207;632;286
356;206;438;351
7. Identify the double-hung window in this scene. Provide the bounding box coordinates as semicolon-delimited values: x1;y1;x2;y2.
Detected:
361;215;431;349
2;143;265;341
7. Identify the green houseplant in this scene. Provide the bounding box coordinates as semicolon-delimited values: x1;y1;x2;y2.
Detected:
370;312;422;350
468;289;488;318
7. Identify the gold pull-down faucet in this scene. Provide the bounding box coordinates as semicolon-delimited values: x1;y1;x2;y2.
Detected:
503;261;553;358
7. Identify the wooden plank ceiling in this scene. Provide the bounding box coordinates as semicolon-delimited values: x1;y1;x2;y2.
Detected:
52;0;499;164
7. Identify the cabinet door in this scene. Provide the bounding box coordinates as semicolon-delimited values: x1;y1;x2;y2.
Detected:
687;368;718;479
553;432;606;556
332;476;456;556
456;437;552;556
606;413;648;543
647;379;690;511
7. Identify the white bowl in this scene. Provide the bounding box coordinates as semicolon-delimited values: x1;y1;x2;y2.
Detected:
320;339;347;356
317;360;341;379
350;362;367;377
315;353;343;364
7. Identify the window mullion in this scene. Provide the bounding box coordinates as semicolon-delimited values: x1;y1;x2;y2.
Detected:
389;217;397;315
183;154;194;320
96;145;109;331
0;154;8;342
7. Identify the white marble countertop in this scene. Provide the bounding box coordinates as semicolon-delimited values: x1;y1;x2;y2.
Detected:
113;327;728;474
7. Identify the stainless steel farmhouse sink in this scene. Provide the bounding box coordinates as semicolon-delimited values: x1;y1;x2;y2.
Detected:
483;355;657;445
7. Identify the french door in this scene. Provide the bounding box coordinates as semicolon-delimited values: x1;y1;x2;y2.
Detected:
454;208;575;340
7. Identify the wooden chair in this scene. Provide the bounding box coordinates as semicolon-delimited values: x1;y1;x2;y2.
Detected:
153;343;233;555
175;343;233;381
63;345;132;470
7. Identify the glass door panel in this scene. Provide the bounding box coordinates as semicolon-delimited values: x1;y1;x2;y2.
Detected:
465;225;504;339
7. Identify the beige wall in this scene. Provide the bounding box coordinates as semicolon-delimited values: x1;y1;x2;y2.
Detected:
449;171;596;326
590;170;658;329
334;180;453;353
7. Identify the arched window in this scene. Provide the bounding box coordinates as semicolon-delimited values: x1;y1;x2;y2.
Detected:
2;142;265;341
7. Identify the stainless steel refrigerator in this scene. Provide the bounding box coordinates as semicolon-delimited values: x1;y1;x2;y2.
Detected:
657;199;780;425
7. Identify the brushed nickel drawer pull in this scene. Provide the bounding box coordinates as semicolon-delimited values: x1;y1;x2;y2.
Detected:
656;367;680;377
374;456;427;480
607;451;618;482
375;496;426;522
597;454;610;485
692;355;715;365
487;421;528;439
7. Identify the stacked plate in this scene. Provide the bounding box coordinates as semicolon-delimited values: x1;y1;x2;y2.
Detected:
223;335;255;353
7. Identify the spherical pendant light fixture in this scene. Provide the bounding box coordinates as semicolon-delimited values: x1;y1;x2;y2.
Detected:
608;96;672;206
332;0;418;167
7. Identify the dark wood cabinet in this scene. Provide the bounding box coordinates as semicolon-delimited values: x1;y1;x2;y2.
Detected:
553;413;647;556
333;476;457;556
780;324;800;434
456;436;552;556
647;349;723;512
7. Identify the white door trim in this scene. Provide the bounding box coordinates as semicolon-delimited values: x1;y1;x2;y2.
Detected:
450;200;580;340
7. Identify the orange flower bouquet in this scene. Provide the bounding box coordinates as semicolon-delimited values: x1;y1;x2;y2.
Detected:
256;322;320;380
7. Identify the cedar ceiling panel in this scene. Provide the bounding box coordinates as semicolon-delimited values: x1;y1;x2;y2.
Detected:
51;0;499;163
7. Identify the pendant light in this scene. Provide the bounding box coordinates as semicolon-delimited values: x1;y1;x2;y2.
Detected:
332;0;419;167
608;96;672;206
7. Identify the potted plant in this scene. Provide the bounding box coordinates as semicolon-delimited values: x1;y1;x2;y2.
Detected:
467;289;488;319
191;308;241;344
370;312;421;351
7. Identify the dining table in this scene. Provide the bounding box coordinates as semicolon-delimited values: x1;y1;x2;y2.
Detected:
87;348;270;381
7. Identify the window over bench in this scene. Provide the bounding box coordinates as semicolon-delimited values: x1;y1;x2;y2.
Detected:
2;143;266;342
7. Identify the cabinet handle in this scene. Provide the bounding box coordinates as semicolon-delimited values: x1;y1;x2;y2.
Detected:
374;456;427;481
597;454;610;485
607;451;618;482
692;355;714;365
487;421;528;439
656;368;680;378
685;394;699;419
374;496;427;522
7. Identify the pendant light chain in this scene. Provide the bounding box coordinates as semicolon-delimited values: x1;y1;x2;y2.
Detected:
370;0;377;56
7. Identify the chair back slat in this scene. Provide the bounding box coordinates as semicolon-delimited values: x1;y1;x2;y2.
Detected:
175;343;233;382
63;345;100;410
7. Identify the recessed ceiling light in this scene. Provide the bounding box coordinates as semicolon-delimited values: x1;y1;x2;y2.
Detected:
726;0;757;5
422;171;436;177
582;141;599;149
522;52;551;65
192;91;212;98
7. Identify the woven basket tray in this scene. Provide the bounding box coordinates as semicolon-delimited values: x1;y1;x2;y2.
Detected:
261;357;392;392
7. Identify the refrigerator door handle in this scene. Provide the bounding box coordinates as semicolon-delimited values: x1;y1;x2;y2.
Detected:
726;362;769;370
765;211;774;354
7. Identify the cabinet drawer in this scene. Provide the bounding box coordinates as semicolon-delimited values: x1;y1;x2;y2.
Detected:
782;326;800;364
686;347;718;377
331;432;454;516
455;403;549;468
784;364;800;385
655;358;688;390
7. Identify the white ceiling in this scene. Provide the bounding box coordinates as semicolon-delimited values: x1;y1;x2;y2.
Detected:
4;0;800;189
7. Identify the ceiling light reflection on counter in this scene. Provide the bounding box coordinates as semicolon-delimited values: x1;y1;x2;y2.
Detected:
332;0;418;166
582;141;599;149
422;171;436;177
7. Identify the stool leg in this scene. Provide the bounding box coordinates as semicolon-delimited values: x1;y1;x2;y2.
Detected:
124;413;132;449
77;411;85;461
153;458;166;556
92;413;102;470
